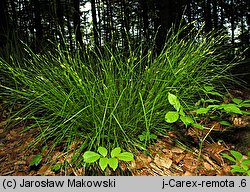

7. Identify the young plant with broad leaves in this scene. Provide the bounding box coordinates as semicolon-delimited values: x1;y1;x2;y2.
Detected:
165;92;203;129
222;150;250;176
83;147;134;172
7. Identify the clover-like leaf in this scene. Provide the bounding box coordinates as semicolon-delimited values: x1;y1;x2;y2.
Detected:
232;98;243;105
165;111;179;123
196;107;210;114
180;115;194;126
192;123;204;130
168;93;181;111
83;151;100;163
116;152;134;161
98;147;108;157
231;165;245;173
111;147;121;158
30;154;42;167
221;104;242;114
52;163;61;172
221;153;236;163
108;158;119;171
230;150;243;162
99;157;109;171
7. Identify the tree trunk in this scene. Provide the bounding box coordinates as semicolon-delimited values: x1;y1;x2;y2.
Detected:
0;0;9;48
212;0;218;29
204;0;212;32
121;0;130;49
32;0;43;50
104;0;113;43
66;0;73;51
91;0;99;47
56;0;65;37
139;0;149;41
73;0;83;46
155;0;180;52
187;0;193;23
219;0;224;28
231;0;235;44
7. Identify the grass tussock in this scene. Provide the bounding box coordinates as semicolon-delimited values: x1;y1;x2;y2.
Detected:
0;25;236;155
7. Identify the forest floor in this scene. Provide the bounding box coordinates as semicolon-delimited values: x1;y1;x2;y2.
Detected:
0;88;250;176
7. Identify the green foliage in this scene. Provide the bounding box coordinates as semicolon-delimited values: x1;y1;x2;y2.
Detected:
52;163;61;172
166;89;250;130
165;111;179;123
108;158;118;171
83;151;101;163
222;150;250;176
168;93;181;112
98;147;108;157
197;86;250;116
83;147;134;172
200;103;243;114
138;131;157;142
29;154;43;167
111;147;121;157
165;92;203;129
0;25;238;167
165;91;250;176
203;86;223;97
232;98;250;108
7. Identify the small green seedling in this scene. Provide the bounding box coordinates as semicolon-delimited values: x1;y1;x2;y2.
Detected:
165;92;185;123
222;150;250;176
196;86;250;116
165;92;203;129
52;163;62;172
83;147;134;172
195;97;250;128
29;154;43;167
232;98;250;108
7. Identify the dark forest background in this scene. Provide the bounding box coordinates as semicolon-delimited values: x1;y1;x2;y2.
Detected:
0;0;250;69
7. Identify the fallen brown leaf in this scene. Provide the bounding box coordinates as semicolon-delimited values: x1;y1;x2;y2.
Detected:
173;153;185;163
183;159;197;172
204;143;227;165
171;147;184;154
149;163;165;176
183;170;195;176
10;130;19;137
37;165;50;175
14;160;27;165
130;153;152;170
203;162;212;171
154;154;172;169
